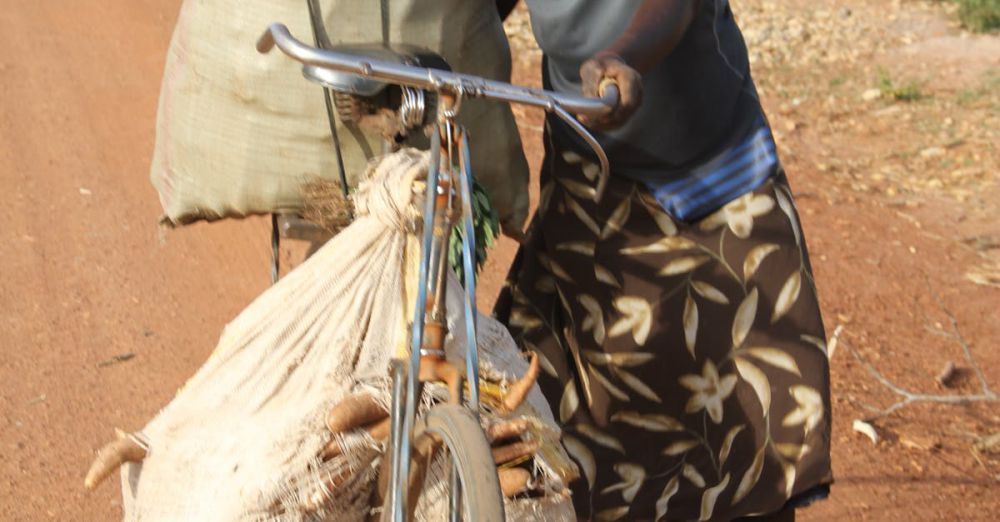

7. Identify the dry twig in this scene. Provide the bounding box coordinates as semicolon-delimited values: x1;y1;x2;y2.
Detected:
848;288;997;421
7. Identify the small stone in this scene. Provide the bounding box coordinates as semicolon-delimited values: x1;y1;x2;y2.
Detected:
900;434;942;452
920;147;946;159
862;88;882;101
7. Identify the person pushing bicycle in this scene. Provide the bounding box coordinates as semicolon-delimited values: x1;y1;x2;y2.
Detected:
494;1;833;520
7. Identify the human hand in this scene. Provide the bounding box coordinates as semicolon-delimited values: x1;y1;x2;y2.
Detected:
579;53;643;130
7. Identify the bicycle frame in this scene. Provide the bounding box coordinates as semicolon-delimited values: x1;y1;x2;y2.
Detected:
257;23;616;521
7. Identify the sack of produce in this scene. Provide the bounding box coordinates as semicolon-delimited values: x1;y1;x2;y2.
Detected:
151;0;529;230
89;150;573;520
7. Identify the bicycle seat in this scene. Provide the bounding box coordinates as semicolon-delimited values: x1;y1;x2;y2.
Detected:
302;44;450;96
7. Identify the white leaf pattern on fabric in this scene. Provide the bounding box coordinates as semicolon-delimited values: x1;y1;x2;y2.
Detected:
772;271;802;323
718;425;745;465
620;237;695;255
590;367;631;402
679;360;738;424
563;434;596;489
682;463;707;488
775;443;810;461
774;184;802;246
576;424;625;453
565;193;601;235
600;463;646;503
583;351;655;367
654;475;681;521
523;340;559;378
734;356;772;414
700;193;775;239
732;445;765;504
559;178;598;200
662;439;699;456
638;191;679;236
556;241;597;256
783;461;798;498
509;307;543;332
683;294;699;358
782;385;824;434
732;287;759;348
559;380;579;423
745;347;802;376
534;275;556;295
800;334;828;356
659;255;711;277
611;411;685;432
594;506;630;521
691;280;730;304
578;294;606;345
616;368;663;403
699;473;731;521
608;297;652;345
601;197;632;240
582;162;601;182
561;150;583;165
743;243;780;281
539;180;555;215
537;252;574;282
595;263;623;288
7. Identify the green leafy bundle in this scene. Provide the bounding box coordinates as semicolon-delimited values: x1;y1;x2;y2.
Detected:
448;179;500;286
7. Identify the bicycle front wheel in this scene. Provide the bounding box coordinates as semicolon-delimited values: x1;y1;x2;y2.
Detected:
417;404;504;521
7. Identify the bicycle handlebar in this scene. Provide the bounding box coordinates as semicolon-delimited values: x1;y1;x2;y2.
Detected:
257;23;617;200
256;23;618;119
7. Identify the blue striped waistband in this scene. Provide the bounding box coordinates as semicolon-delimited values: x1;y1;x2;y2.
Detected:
643;121;778;221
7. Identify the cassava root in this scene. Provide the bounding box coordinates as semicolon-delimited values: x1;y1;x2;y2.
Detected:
502;353;539;414
499;468;532;497
492;439;542;465
84;429;146;490
487;418;531;443
320;416;391;461
326;393;386;434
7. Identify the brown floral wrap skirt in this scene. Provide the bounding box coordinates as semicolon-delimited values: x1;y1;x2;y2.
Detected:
494;137;833;521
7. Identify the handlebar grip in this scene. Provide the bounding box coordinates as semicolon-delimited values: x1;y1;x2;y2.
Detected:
256;24;280;54
597;79;620;114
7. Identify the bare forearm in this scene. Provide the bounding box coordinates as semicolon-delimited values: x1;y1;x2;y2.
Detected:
602;0;697;73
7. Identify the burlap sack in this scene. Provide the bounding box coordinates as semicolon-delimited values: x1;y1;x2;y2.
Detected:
150;0;529;229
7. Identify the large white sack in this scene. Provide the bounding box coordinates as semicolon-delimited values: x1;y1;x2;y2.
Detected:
150;0;529;229
124;150;572;521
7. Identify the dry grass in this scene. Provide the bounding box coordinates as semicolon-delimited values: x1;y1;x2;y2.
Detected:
301;178;352;233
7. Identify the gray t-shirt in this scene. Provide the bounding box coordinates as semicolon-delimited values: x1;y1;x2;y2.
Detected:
524;0;762;182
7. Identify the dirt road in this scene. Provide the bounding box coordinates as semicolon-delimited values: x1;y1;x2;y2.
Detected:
2;0;998;520
0;1;277;519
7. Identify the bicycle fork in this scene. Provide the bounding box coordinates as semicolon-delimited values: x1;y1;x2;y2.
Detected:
384;117;481;521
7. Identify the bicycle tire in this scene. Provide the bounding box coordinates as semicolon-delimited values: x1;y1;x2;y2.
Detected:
419;404;504;521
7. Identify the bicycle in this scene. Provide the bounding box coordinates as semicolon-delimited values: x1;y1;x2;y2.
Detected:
257;22;617;521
